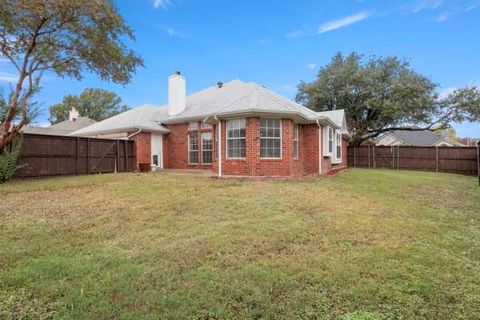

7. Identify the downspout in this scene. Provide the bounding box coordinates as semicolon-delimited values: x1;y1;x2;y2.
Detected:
214;116;222;178
127;128;142;139
316;119;322;175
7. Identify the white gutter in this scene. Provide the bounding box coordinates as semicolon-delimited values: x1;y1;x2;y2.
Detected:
127;128;142;139
316;119;323;175
214;116;222;178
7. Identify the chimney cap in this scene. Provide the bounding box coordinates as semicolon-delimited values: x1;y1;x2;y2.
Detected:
217;81;223;88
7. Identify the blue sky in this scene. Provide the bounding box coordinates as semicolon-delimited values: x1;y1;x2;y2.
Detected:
1;0;479;137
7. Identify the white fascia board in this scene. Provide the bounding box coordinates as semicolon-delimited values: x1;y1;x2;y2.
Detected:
71;126;170;137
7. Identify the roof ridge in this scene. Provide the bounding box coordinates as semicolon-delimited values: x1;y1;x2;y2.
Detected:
248;82;317;116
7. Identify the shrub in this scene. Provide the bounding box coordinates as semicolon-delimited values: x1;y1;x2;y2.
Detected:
0;136;22;183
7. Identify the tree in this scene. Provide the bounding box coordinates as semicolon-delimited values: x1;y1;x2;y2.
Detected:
49;88;129;123
0;0;143;153
296;52;480;145
0;90;39;125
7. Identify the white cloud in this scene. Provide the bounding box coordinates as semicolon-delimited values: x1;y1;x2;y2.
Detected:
0;71;17;83
318;11;373;34
307;63;317;70
162;26;186;37
411;0;444;13
465;1;480;11
153;0;172;9
285;30;303;39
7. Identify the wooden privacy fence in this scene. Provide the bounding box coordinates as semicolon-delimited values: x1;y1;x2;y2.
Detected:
15;133;135;178
348;145;479;176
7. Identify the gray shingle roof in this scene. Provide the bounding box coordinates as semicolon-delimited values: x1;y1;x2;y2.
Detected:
72;79;348;136
162;79;320;123
71;104;170;136
22;117;96;136
386;130;459;146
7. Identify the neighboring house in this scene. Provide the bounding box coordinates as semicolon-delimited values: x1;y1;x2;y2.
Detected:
22;108;96;136
72;72;349;177
375;130;464;147
457;137;479;147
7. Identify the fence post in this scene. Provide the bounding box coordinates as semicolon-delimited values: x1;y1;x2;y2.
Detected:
477;141;479;186
86;138;90;174
368;146;371;169
391;147;395;169
373;145;376;169
124;140;128;172
397;146;400;170
76;137;80;175
353;146;356;167
435;146;439;172
115;140;119;173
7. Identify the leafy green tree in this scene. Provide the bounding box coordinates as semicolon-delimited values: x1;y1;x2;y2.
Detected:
296;52;480;145
0;0;143;153
49;88;129;123
0;90;39;125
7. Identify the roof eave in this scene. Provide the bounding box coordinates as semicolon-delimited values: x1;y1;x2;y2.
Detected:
70;125;170;137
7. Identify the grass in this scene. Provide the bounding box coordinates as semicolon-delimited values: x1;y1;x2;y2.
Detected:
0;169;479;319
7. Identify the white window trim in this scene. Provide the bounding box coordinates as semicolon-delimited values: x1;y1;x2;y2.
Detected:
332;131;342;164
260;119;282;159
226;118;247;159
188;132;199;164
201;132;213;165
323;126;334;157
293;124;299;160
188;121;199;130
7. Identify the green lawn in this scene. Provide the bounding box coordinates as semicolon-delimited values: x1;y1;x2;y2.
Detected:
1;169;479;319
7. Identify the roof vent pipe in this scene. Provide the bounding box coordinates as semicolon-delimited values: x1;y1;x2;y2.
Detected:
168;71;186;116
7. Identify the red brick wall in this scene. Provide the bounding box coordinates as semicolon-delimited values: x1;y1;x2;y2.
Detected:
164;122;214;170
214;117;321;176
161;118;347;176
129;131;151;169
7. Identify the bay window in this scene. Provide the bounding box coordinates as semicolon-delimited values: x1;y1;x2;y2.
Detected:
202;132;213;164
260;119;281;158
226;119;246;158
188;132;199;164
188;121;199;130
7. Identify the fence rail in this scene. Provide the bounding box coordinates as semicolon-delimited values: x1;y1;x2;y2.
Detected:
348;145;479;176
15;133;135;178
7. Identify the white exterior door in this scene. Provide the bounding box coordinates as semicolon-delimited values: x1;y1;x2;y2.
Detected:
151;133;163;170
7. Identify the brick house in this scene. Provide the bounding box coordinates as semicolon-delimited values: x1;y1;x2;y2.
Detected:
72;72;349;177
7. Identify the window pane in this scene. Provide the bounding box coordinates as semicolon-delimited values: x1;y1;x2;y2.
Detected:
202;132;212;164
260;119;281;158
188;122;199;130
188;133;199;164
189;151;198;163
293;125;299;159
226;119;246;158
